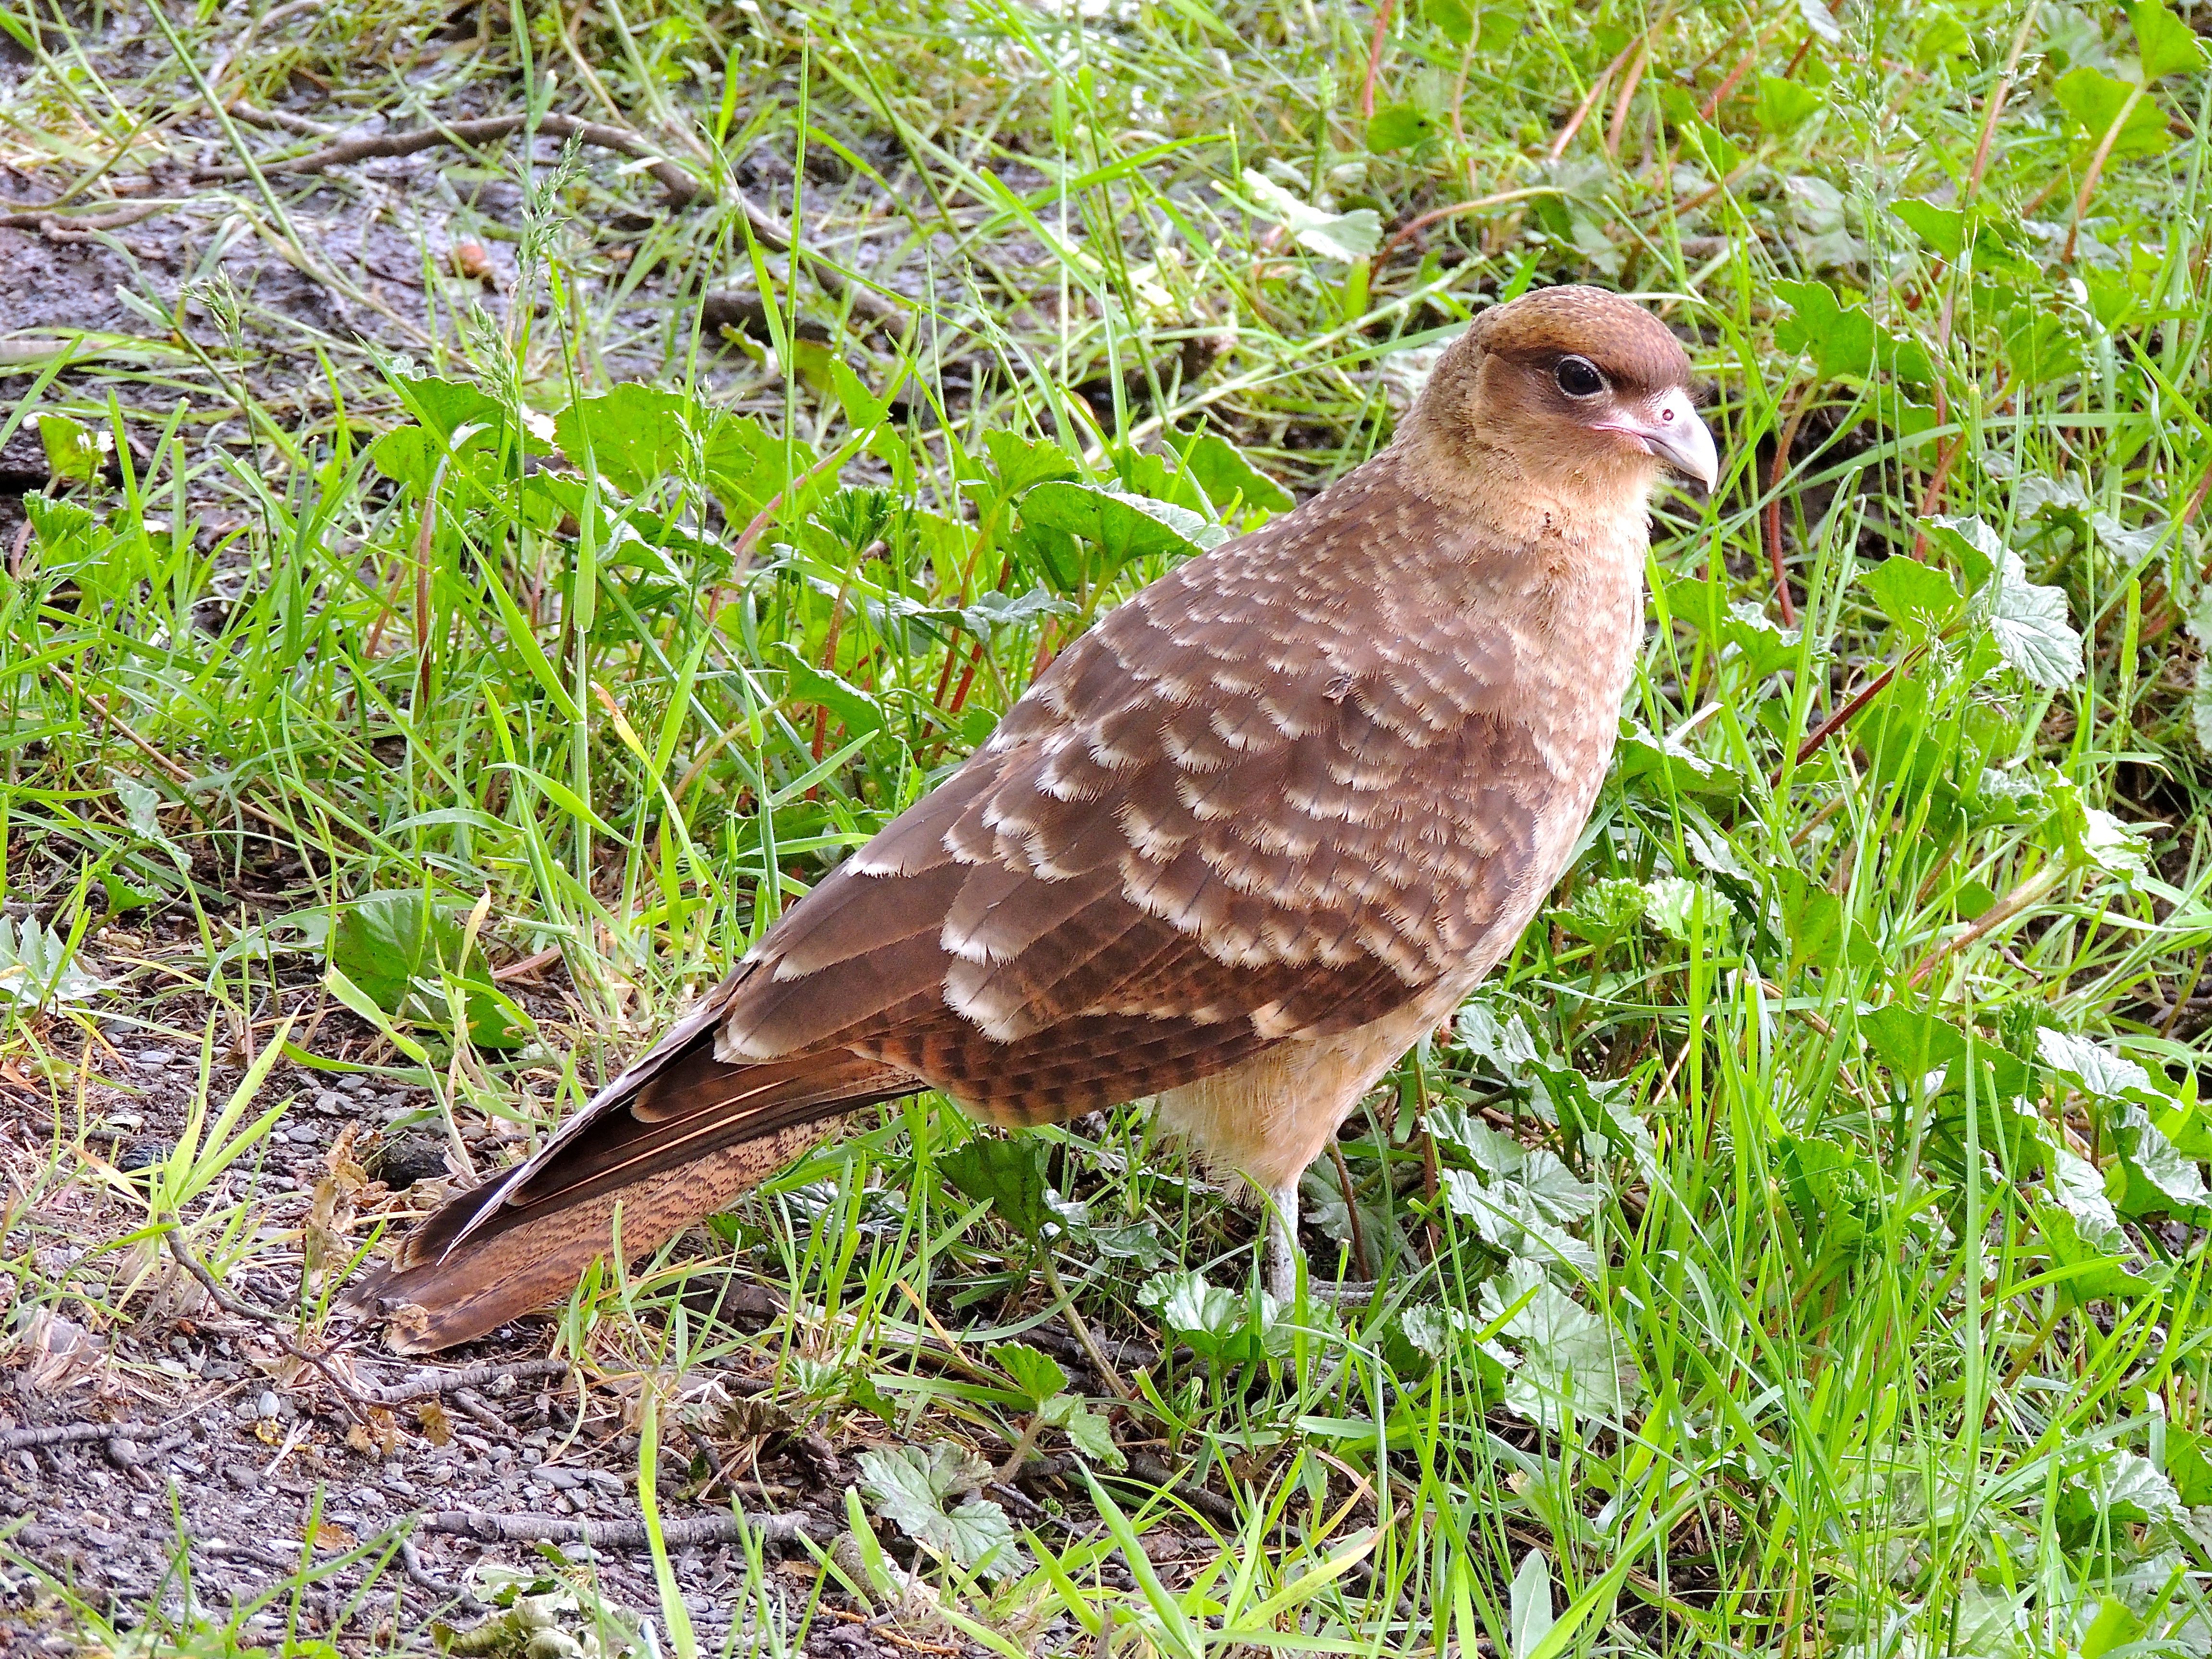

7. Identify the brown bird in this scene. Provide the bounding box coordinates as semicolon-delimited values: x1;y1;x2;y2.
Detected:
351;285;1718;1353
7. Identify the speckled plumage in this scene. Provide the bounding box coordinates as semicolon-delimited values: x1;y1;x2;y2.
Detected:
351;285;1710;1351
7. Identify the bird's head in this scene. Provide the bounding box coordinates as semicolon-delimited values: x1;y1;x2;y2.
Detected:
1407;285;1719;500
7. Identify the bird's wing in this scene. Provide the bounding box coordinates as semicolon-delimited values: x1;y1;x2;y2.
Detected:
718;499;1570;1125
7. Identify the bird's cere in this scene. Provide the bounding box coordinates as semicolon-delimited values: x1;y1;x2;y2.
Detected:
1593;385;1719;490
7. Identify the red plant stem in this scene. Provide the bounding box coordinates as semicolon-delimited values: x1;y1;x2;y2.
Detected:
1765;384;1813;626
1779;660;1903;782
1360;0;1398;121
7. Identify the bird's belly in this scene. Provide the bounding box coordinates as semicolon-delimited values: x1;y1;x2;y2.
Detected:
1150;991;1454;1193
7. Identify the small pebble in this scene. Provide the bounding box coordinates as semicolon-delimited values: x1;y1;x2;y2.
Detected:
314;1092;346;1114
256;1390;280;1420
133;1049;176;1068
335;1075;368;1094
104;1437;140;1469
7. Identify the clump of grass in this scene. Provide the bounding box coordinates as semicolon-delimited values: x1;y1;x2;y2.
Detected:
3;0;2212;1653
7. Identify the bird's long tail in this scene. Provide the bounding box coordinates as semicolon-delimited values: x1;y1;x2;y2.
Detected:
346;1026;924;1353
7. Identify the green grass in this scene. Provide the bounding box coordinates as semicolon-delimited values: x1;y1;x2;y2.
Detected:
5;0;2212;1652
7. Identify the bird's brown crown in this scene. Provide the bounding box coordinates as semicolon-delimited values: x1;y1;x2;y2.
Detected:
1468;284;1691;395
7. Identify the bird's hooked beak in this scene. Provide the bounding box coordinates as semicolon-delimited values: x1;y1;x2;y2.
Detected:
1594;386;1719;491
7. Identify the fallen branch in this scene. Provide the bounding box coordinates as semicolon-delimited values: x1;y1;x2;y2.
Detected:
0;1419;162;1454
0;201;174;234
419;1504;834;1549
355;1356;574;1406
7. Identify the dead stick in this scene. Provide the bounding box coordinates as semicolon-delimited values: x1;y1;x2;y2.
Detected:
419;1506;833;1548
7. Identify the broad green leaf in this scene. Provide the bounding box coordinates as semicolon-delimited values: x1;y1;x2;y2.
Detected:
1860;556;1964;642
772;645;885;739
2132;0;2205;80
981;430;1078;498
1981;551;2084;688
1615;719;1743;797
2046;779;2151;879
1367;103;1432;152
1556;876;1645;946
1234;169;1382;262
1453;1120;1601;1226
2037;1028;2158;1104
1423;0;1522;49
938;1135;1052;1240
1774;279;1878;380
390;373;509;444
1919;512;2008;588
34;412;103;483
2052;67;2168;158
986;1342;1068;1409
1861;1002;1969;1088
553;384;692;497
1440;1167;1600;1275
1754;76;1822;135
1478;1261;1636;1430
2034;1199;2162;1300
1178;431;1294;515
1017;481;1227;578
0;916;114;1010
2048;1146;2126;1249
829;359;891;431
1038;1395;1124;1468
329;891;463;1015
2111;1102;2208;1216
2080;1599;2148;1659
1140;1269;1289;1365
1642;876;1707;943
856;1443;1019;1575
369;424;444;496
1893;197;1967;260
702;413;810;519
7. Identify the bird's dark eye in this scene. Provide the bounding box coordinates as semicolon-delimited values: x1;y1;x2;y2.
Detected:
1554;355;1605;397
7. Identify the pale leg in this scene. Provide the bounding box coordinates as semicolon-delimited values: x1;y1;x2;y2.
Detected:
1264;1181;1301;1303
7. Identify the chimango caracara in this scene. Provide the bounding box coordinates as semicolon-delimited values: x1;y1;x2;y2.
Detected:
352;284;1719;1352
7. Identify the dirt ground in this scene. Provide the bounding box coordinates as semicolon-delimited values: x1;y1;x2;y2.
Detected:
0;86;1049;1653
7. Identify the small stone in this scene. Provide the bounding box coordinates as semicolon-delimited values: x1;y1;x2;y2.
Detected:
256;1391;280;1420
585;1469;624;1495
537;1466;581;1490
335;1075;368;1094
133;1049;176;1068
286;1125;320;1145
370;1131;446;1189
103;1438;140;1468
117;1138;173;1173
314;1092;347;1115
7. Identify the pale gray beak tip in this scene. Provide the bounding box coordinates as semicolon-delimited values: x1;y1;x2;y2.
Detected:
1645;388;1719;492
